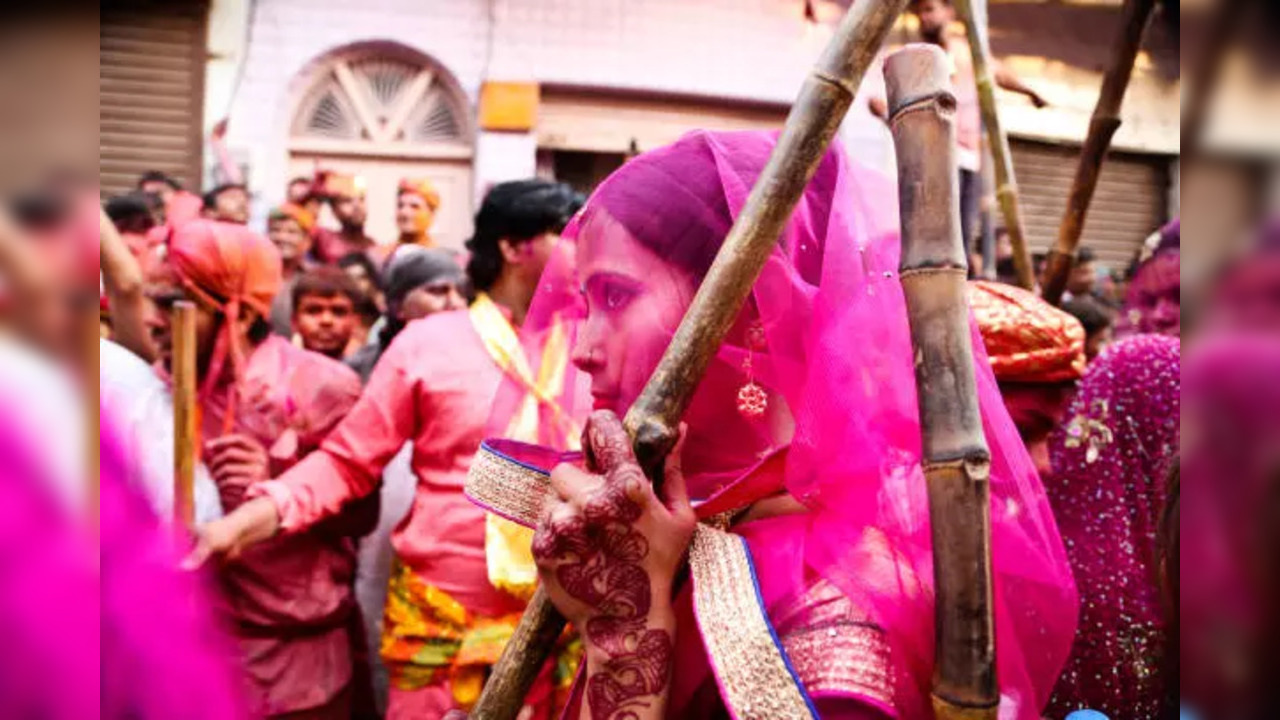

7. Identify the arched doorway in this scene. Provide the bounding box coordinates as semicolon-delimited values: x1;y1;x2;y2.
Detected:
288;44;474;249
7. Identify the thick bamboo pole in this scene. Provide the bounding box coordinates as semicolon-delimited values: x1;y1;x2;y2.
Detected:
468;1;908;717
1041;0;1157;306
886;45;997;720
953;0;1035;290
172;301;198;529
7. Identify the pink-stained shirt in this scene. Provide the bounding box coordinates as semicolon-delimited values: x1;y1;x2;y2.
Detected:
255;309;527;617
946;36;982;171
311;227;380;266
202;335;372;716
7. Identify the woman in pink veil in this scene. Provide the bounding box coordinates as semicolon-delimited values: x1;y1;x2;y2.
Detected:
468;130;1076;719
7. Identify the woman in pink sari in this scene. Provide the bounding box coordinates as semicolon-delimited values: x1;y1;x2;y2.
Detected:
466;130;1076;718
1042;335;1180;720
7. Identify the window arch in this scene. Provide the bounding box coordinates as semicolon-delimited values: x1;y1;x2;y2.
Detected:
290;45;472;151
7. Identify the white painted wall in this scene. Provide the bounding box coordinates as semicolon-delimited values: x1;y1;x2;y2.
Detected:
203;0;253;189
223;0;885;210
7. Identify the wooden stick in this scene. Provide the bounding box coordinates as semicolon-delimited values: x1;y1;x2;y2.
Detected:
953;0;1035;291
1041;0;1157;306
468;1;908;716
172;301;198;529
886;45;997;720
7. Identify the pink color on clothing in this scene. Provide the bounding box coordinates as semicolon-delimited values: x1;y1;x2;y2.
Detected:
252;309;559;716
0;403;246;719
203;335;369;717
312;227;379;266
257;310;528;617
503;130;1076;718
946;37;981;165
1044;335;1180;719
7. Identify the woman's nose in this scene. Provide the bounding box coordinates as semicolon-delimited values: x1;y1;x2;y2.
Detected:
571;330;603;373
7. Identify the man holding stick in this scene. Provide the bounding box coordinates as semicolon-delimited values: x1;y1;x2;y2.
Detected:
870;0;1049;259
187;181;586;719
152;219;376;719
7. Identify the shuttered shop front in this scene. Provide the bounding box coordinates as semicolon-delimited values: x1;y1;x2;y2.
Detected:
1010;139;1170;269
100;1;208;197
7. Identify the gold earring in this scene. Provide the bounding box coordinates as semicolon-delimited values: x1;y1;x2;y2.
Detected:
737;322;768;418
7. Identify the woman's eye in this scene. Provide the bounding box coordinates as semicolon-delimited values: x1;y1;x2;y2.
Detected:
603;284;633;311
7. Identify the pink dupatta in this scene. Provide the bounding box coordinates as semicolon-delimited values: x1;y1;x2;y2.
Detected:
468;130;1076;719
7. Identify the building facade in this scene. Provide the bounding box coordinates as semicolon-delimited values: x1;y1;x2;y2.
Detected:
105;0;1190;264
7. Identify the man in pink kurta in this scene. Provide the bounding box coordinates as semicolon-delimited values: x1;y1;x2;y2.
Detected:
153;219;375;718
200;180;586;719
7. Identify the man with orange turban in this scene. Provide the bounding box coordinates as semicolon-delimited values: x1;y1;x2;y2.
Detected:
148;219;376;718
969;280;1087;477
392;177;441;254
312;172;380;265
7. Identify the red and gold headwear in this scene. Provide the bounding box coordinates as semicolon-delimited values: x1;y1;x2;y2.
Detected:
969;280;1087;383
397;177;441;210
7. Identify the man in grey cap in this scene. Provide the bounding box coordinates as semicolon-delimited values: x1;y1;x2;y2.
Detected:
345;245;466;382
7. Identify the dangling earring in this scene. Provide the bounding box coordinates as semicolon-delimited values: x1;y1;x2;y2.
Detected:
737;322;768;418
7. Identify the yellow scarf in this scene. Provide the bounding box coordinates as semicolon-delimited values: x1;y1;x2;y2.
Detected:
469;293;578;600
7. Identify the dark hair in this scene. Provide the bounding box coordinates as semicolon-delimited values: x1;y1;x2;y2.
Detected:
1062;295;1113;337
909;0;951;10
137;171;183;191
247;315;273;344
105;193;158;234
465;180;584;292
201;183;247;210
291;266;364;311
336;251;384;292
1076;246;1097;264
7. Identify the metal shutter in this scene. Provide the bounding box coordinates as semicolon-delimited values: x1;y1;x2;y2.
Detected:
100;0;208;197
1010;139;1170;269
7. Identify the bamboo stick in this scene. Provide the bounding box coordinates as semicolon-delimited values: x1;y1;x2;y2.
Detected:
1041;0;1157;306
172;301;198;529
953;0;1035;290
468;1;908;716
886;45;997;720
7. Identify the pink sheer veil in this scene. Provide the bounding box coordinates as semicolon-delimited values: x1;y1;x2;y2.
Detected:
499;130;1076;717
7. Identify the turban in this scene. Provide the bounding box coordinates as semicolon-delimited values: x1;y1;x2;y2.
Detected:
268;203;316;233
969;280;1086;383
322;171;366;199
397;178;441;210
166;220;282;430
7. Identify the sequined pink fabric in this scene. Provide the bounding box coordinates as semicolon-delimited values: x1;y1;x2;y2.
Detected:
1044;334;1180;719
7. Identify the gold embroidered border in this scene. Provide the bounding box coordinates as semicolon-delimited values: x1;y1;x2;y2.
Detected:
688;525;816;720
465;444;550;528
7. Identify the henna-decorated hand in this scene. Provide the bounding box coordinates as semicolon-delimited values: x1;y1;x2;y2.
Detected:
532;411;696;719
